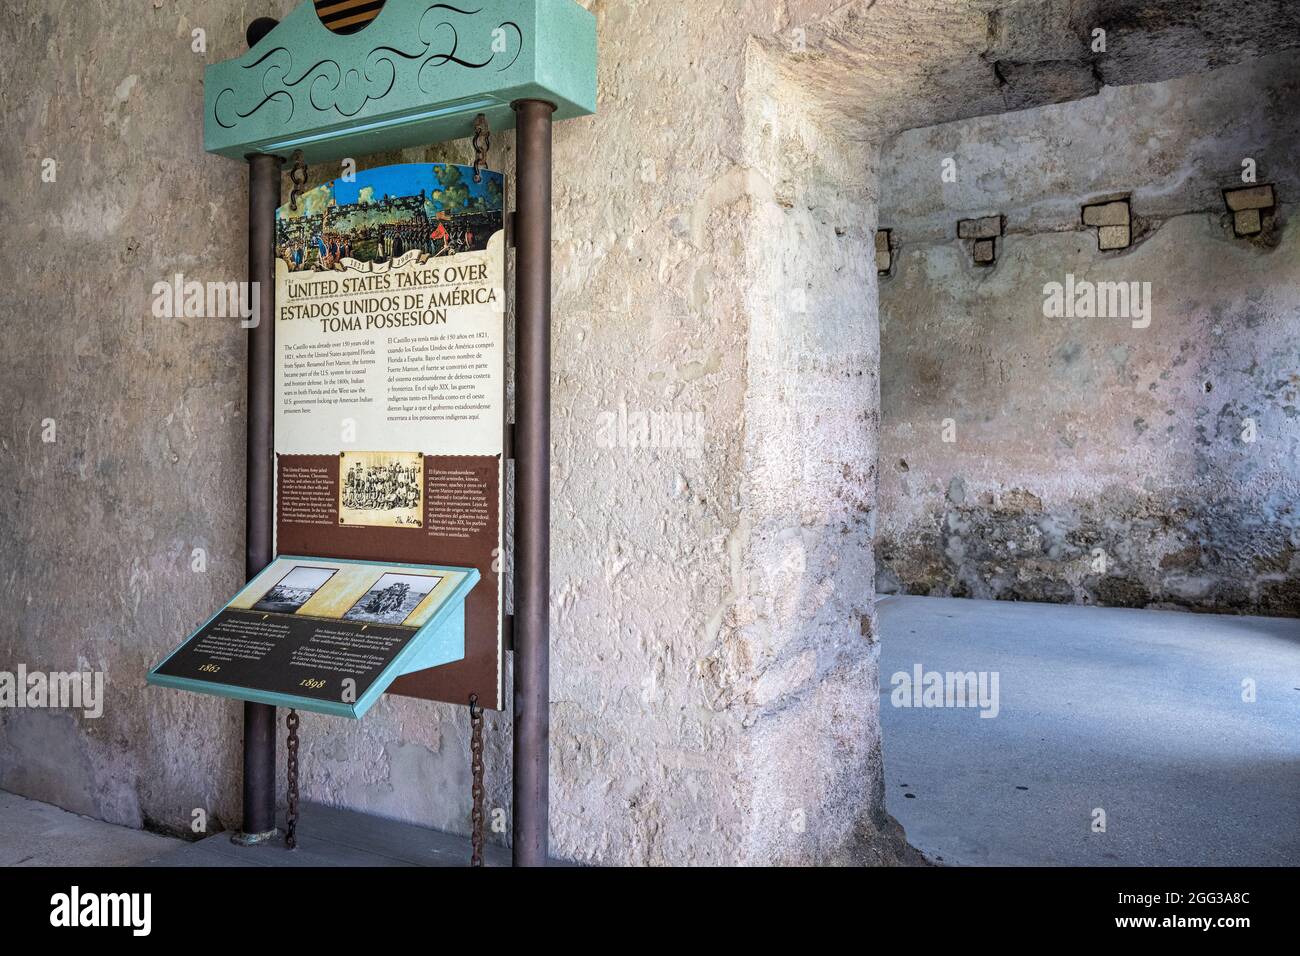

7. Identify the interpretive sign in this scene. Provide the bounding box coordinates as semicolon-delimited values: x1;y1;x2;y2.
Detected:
272;163;506;709
148;557;478;719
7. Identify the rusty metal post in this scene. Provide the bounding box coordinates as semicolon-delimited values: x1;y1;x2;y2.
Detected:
233;148;282;845
511;99;554;867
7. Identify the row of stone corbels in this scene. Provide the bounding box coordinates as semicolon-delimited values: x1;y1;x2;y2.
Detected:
875;183;1278;275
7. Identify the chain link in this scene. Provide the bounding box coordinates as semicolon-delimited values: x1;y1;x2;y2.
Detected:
285;708;300;849
469;693;485;866
288;149;309;212
472;114;491;184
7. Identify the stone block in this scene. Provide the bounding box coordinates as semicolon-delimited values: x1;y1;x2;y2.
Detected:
994;60;1100;112
876;229;892;273
1233;208;1262;236
1224;184;1275;211
1097;224;1131;250
1082;200;1129;227
973;238;996;264
958;215;1002;240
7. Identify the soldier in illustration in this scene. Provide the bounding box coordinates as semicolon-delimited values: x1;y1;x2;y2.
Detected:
429;216;451;256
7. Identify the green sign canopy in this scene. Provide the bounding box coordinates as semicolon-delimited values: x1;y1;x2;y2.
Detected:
205;0;597;163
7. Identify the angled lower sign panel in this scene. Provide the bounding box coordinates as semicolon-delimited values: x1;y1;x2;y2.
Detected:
148;556;478;719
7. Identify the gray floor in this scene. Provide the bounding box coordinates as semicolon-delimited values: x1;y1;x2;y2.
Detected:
878;595;1300;866
0;790;183;866
140;801;509;867
0;791;513;867
8;595;1297;868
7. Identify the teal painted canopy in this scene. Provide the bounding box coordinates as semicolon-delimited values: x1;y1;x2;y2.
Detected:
205;0;596;163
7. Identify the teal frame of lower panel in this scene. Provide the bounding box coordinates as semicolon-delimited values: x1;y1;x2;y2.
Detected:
204;0;597;163
146;556;479;719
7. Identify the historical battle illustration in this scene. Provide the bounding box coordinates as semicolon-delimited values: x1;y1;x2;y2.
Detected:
251;565;337;614
338;450;424;529
276;163;504;272
342;572;443;627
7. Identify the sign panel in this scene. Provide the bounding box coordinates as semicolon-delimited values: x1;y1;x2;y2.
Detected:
148;557;477;719
273;163;506;709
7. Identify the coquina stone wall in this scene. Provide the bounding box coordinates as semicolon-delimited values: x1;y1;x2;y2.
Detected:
876;53;1300;615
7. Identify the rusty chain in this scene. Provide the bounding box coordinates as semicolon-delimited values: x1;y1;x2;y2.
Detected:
469;693;485;866
285;708;300;849
288;149;308;212
472;114;491;184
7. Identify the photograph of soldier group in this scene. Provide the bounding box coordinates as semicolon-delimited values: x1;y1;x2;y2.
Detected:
340;572;441;626
341;459;421;513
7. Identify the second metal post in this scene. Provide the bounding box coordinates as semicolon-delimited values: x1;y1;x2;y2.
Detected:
511;100;554;867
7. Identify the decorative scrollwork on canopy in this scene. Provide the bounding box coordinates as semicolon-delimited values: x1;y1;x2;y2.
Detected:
203;0;596;163
213;2;524;131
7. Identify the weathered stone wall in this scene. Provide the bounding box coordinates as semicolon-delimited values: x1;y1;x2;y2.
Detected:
730;46;888;863
876;53;1300;615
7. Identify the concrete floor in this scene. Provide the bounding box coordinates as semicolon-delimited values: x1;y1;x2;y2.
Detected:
6;595;1297;868
0;790;183;866
878;595;1300;866
0;793;506;867
140;802;509;867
